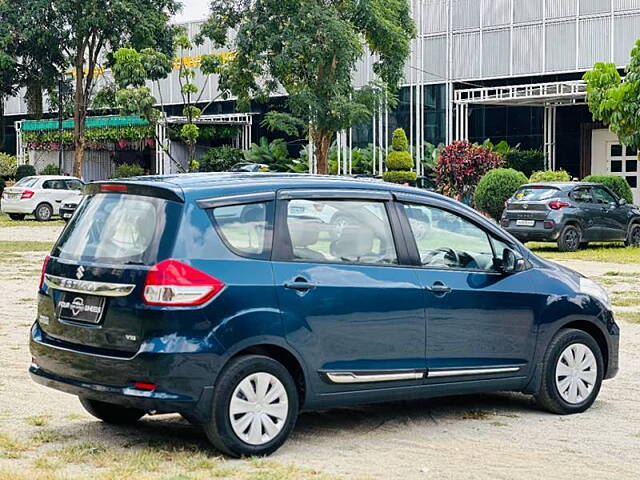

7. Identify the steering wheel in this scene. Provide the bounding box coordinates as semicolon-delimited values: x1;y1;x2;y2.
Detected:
421;247;460;267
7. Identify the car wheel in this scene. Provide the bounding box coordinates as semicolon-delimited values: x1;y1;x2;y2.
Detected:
8;213;25;221
626;224;640;247
557;225;581;252
204;355;299;457
536;329;603;415
79;397;146;424
34;203;53;222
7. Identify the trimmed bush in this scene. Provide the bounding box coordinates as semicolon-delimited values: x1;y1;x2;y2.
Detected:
16;164;36;181
386;150;413;170
475;168;528;220
0;153;17;179
504;150;544;178
383;170;417;185
529;169;571;183
391;128;409;151
112;163;144;179
435;141;504;200
385;128;415;185
199;146;245;172
583;174;634;204
40;164;60;175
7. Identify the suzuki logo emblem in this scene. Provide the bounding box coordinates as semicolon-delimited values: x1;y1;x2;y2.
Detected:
522;204;529;210
70;297;84;316
76;266;85;280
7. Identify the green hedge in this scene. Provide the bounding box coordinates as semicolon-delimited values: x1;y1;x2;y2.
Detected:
40;164;60;175
583;174;634;204
383;170;417;185
529;170;571;183
0;153;17;179
475;168;528;220
112;163;144;179
504;150;544;178
16;164;36;180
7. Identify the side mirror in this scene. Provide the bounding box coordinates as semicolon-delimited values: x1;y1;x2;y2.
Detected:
494;248;526;274
618;198;627;206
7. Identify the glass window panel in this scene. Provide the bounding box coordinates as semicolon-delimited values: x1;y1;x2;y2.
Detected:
611;144;623;157
286;200;397;265
626;176;638;188
593;187;617;204
626;146;638;157
402;204;495;272
213;202;271;257
611;160;623;172
626;160;638;172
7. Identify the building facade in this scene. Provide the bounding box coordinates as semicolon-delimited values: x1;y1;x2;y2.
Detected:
3;1;640;198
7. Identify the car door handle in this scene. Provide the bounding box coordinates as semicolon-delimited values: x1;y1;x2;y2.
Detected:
425;282;452;294
284;280;316;291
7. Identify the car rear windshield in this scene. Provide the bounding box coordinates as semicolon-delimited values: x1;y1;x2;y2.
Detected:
14;177;38;188
52;194;181;265
513;187;561;201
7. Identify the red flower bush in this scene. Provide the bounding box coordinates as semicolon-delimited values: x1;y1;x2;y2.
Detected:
435;141;504;200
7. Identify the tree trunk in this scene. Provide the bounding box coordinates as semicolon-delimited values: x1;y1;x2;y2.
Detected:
313;129;333;175
72;62;86;179
25;81;44;120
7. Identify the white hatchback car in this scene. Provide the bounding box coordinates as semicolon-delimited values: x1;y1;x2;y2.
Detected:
1;175;84;221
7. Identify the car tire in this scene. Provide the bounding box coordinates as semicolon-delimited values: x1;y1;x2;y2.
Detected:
625;223;640;247
203;355;299;458
34;203;53;222
535;328;604;415
557;225;581;252
8;213;25;221
79;397;146;424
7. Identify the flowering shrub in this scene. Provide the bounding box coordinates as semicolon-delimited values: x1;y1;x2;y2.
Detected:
22;126;155;152
435;141;504;200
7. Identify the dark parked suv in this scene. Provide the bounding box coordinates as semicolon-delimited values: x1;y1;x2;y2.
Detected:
502;182;640;251
31;174;619;456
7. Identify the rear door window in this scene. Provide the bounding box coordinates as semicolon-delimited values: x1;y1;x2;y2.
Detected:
53;194;180;265
514;187;561;201
211;202;274;259
571;187;594;203
43;180;67;190
285;199;398;265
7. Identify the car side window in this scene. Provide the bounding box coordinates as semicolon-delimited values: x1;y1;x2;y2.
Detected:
571;187;594;203
211;202;273;259
43;180;67;190
65;180;84;191
593;187;617;205
286;199;398;265
403;203;496;271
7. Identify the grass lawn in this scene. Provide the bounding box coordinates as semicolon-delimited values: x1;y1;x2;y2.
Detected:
528;242;640;264
0;241;54;254
0;213;65;228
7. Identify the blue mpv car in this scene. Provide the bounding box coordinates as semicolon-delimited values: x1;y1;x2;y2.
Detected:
30;174;619;457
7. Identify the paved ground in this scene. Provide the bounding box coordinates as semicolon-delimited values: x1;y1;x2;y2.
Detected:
1;222;639;480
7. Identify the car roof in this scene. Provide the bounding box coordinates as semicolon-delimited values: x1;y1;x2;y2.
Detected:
101;172;455;206
520;181;602;191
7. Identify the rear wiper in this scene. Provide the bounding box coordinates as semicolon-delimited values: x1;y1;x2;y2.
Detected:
123;261;145;266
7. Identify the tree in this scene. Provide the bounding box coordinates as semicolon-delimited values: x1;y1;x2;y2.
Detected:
199;0;415;174
7;0;180;177
583;39;640;154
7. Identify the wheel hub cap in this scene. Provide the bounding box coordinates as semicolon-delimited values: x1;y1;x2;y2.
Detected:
555;343;597;404
229;372;288;446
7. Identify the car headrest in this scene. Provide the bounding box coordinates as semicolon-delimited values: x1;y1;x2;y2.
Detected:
331;226;374;260
288;218;322;247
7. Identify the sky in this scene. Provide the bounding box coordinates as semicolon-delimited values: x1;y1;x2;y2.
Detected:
173;0;209;23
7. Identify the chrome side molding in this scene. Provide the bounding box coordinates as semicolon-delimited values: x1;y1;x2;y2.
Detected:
427;366;521;378
44;274;135;297
324;370;425;384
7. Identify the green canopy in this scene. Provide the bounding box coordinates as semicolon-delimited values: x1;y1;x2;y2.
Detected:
21;116;149;132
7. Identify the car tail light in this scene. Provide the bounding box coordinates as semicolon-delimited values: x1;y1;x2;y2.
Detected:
501;219;509;227
548;200;571;210
100;184;128;193
133;382;156;391
143;259;225;306
504;200;510;208
21;190;35;199
39;255;50;290
544;220;555;229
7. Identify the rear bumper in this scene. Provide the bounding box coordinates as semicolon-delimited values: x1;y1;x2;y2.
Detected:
29;322;220;423
503;223;561;242
1;199;36;214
